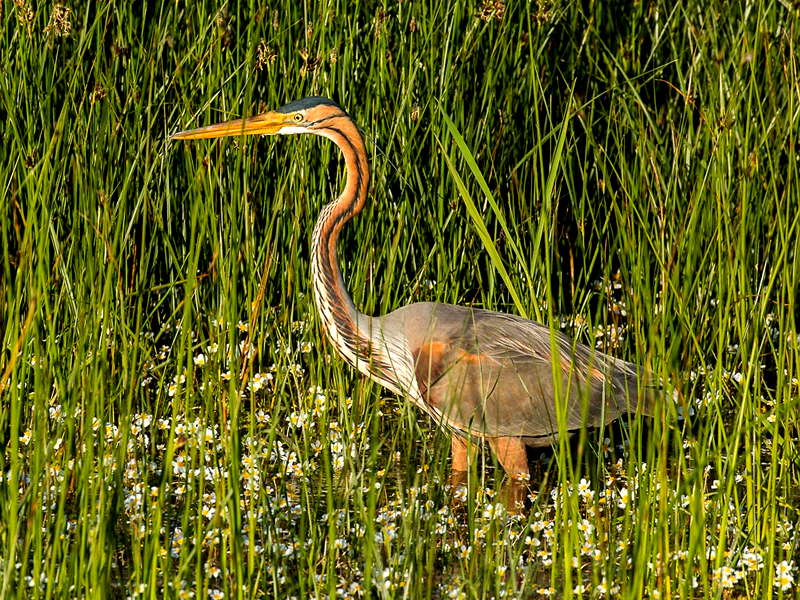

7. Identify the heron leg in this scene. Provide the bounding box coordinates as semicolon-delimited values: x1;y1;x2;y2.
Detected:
488;437;530;513
449;434;476;487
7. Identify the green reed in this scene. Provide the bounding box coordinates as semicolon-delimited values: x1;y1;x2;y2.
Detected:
1;1;798;598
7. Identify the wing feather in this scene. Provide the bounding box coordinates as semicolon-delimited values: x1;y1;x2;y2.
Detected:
408;305;648;440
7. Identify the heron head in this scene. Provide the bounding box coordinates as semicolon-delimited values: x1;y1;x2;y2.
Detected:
171;97;345;140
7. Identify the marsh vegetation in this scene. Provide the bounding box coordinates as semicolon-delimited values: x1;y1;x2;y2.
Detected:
1;1;798;598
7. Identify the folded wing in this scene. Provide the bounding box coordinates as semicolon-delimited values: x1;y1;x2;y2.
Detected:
408;306;649;441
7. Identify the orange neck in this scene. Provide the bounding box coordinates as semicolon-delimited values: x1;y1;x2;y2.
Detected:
309;116;372;370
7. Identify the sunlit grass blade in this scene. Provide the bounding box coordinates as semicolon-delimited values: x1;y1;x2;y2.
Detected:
437;130;528;319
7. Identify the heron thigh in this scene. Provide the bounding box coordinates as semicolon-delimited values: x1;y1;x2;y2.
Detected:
488;437;529;480
450;435;477;472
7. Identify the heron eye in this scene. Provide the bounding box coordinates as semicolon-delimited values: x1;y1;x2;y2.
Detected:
293;113;303;123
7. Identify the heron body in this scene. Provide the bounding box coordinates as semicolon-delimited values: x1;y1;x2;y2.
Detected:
174;97;652;509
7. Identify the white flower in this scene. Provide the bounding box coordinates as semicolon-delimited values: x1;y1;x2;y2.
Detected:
288;412;307;428
577;519;593;537
248;372;273;392
740;550;763;572
616;486;631;509
19;429;32;445
577;478;593;499
775;560;795;591
713;566;740;589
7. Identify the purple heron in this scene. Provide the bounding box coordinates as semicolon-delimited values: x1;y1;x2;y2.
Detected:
173;97;653;510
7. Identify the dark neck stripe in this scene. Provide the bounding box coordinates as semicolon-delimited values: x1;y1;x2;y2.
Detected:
311;119;395;380
319;125;365;214
309;113;345;127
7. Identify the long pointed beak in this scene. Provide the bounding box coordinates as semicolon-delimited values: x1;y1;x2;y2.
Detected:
171;111;286;140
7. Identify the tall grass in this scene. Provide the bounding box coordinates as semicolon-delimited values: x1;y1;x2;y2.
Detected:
1;1;798;598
